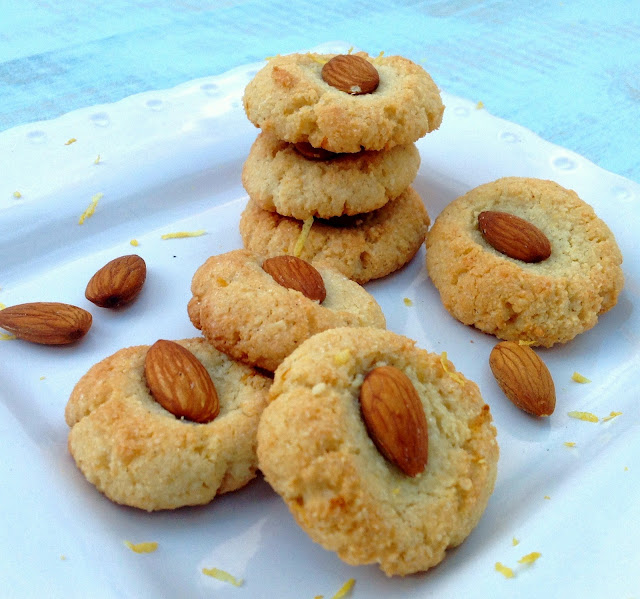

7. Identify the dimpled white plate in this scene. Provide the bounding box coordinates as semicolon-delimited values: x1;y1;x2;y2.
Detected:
1;42;639;599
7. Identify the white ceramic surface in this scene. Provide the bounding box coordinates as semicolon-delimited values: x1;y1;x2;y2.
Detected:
1;44;639;598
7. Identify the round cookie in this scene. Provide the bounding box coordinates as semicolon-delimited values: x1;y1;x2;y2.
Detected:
188;249;386;372
243;52;444;153
426;177;624;346
240;186;430;284
242;132;421;220
65;337;271;511
257;327;499;576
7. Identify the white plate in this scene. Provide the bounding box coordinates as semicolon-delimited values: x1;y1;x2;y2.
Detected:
1;42;639;598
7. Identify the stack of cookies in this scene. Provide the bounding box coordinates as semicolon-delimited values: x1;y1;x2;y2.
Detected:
240;51;445;284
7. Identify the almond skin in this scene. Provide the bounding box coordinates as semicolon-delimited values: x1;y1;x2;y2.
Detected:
144;339;219;423
489;341;556;417
85;254;146;308
0;302;92;345
359;365;428;476
293;142;341;161
321;54;379;95
262;255;326;302
478;211;551;263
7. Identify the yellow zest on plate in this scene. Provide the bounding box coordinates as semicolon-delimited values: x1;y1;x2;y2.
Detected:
293;216;314;257
440;351;465;385
65;138;77;145
78;193;103;225
94;154;101;164
0;302;5;310
564;441;576;448
512;537;520;546
124;540;158;554
571;371;591;383
518;551;541;565
568;410;599;423
494;562;514;578
403;297;413;306
601;411;622;422
130;239;139;247
476;100;485;109
161;229;206;239
1;333;17;341
544;495;550;500
201;567;243;587
331;578;355;598
13;191;22;198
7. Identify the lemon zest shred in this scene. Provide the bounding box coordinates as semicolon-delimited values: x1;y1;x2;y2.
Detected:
78;193;103;224
65;137;77;145
333;349;351;365
518;551;541;565
512;537;520;546
564;441;576;448
13;191;22;198
372;50;385;64
403;297;413;306
601;411;622;422
440;351;465;385
568;410;599;423
495;562;514;578
307;53;328;65
94;154;101;164
571;372;591;383
332;578;355;598
476;100;484;109
543;495;550;500
1;333;17;341
0;302;5;310
161;229;206;239
201;567;243;587
293;217;314;257
130;239;139;247
518;339;535;346
124;541;158;554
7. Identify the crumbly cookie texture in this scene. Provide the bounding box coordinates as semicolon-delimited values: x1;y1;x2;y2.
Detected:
240;186;430;284
65;337;271;511
243;52;444;153
257;327;498;576
426;177;624;346
242;132;420;220
188;249;386;372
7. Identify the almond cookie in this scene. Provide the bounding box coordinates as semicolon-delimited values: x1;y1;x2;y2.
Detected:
426;177;624;346
65;337;271;511
188;250;386;372
243;52;444;153
242;132;421;220
240;186;430;284
257;327;499;576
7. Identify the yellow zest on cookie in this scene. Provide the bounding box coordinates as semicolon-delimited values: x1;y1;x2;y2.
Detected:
564;441;576;448
571;372;591;383
293;217;314;257
333;349;352;365
307;53;328;65
518;339;535;346
65;137;77;145
216;277;229;287
331;578;355;598
201;567;243;587
440;351;465;385
94;154;101;164
0;302;5;310
124;540;158;554
403;297;413;306
568;410;599;423
601;411;622;422
130;239;139;247
494;562;514;578
372;51;385;64
518;551;541;565
78;193;103;224
1;333;17;341
161;229;206;239
13;191;22;198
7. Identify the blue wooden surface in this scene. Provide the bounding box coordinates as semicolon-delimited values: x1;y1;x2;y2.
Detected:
1;0;638;182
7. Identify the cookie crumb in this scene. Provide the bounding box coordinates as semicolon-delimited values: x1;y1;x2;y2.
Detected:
124;541;158;554
332;578;355;598
568;410;599;423
495;562;514;578
202;567;243;587
78;193;103;225
161;229;206;239
571;372;591;383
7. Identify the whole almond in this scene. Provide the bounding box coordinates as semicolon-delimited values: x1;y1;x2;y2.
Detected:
359;365;428;477
489;341;556;417
144;339;219;423
321;54;379;95
478;211;551;263
0;302;92;345
262;255;326;302
85;254;146;308
293;142;341;161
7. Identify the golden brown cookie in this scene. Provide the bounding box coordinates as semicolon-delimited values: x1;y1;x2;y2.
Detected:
241;132;420;220
65;337;271;511
426;177;624;346
188;250;386;372
257;327;499;576
240;186;430;284
243;52;444;153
